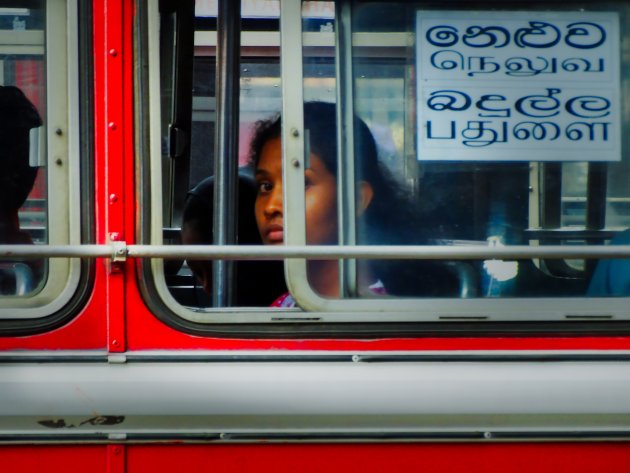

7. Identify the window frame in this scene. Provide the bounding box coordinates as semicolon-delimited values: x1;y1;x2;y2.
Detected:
0;0;87;324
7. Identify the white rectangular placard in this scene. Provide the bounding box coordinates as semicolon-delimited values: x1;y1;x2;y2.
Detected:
416;11;620;161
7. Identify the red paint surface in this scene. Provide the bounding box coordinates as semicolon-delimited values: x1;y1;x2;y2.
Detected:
99;0;129;353
108;444;125;473
3;443;630;473
0;446;107;473
126;444;630;473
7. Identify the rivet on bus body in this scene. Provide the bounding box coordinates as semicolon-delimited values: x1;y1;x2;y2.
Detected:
291;128;299;137
109;194;118;204
111;339;120;347
113;446;122;454
55;128;63;136
55;158;63;166
291;158;300;168
110;232;121;241
109;49;118;57
108;122;117;130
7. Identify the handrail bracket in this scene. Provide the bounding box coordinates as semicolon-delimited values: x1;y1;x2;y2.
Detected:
111;242;128;262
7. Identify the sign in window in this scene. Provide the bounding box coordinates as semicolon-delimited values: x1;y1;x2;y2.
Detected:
416;11;621;162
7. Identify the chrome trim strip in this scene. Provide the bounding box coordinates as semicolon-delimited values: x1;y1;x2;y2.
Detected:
3;243;630;260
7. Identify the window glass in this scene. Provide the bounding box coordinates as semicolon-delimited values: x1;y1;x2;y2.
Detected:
280;0;630;317
150;0;630;324
0;2;47;296
155;0;287;312
0;0;81;316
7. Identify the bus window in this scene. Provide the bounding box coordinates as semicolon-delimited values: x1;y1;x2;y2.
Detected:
0;0;83;324
145;0;630;327
145;0;288;315
281;0;630;317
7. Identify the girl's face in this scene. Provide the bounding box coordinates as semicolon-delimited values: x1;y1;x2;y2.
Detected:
255;137;338;246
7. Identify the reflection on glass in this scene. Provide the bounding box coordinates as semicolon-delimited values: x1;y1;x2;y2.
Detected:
346;1;630;298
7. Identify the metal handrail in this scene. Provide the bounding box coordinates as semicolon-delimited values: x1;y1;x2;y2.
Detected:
3;243;630;260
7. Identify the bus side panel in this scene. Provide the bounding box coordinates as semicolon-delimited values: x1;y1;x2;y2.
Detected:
125;443;630;472
3;443;630;472
0;445;107;472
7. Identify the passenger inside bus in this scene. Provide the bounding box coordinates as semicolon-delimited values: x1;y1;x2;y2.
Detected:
251;101;462;307
181;172;286;306
587;229;630;296
0;86;43;295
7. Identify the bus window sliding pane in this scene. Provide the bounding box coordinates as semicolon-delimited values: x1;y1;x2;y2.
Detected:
283;0;630;315
0;0;83;321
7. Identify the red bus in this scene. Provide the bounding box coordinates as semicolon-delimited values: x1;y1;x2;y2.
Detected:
1;0;630;471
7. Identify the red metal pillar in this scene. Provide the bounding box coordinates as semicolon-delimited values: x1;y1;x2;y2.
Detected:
93;0;133;353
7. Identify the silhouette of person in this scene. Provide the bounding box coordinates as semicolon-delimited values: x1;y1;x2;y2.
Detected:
0;86;43;294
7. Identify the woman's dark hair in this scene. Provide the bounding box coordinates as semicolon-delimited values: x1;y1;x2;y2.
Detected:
249;102;462;296
249;101;420;245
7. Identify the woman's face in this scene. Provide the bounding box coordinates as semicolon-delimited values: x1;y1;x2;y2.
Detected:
255;137;338;246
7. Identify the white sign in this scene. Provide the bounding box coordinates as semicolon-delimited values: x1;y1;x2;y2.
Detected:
416;11;621;161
